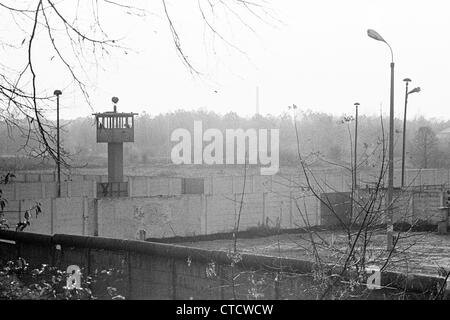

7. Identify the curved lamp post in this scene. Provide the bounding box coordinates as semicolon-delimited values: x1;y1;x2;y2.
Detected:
401;79;421;188
367;29;395;251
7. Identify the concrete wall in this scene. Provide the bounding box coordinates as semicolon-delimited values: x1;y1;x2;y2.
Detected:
0;181;96;200
97;196;204;240
95;190;321;240
374;189;444;224
8;186;441;241
320;187;446;227
3;197;93;236
409;191;443;224
0;177;183;200
0;230;444;300
1;188;321;241
7;168;450;198
2;169;449;240
2;173;324;240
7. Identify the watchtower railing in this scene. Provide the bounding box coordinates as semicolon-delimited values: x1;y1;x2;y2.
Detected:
93;112;137;143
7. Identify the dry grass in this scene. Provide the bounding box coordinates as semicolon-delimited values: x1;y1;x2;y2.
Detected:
181;231;450;276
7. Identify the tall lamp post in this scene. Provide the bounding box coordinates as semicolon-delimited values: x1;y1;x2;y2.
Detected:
354;102;360;192
350;102;360;224
401;79;421;188
367;29;395;251
54;89;62;197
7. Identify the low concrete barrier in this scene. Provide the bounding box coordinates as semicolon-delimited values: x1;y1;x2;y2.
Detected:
0;230;447;300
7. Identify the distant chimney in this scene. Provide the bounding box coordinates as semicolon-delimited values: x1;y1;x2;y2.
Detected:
256;86;260;115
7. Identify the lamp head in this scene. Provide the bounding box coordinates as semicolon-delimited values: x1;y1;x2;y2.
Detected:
354;102;360;107
367;29;386;42
403;78;412;83
54;90;62;96
112;96;119;104
409;87;421;94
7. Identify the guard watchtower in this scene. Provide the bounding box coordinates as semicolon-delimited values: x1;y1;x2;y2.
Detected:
93;97;138;197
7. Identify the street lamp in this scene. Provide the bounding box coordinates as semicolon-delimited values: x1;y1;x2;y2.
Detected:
401;79;421;188
367;29;395;251
54;89;62;197
354;102;360;193
350;102;360;224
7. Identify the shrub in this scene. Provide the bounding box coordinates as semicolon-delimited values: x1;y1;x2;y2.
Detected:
0;258;125;300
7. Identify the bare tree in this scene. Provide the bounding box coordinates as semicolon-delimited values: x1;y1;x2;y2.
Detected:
0;0;274;168
411;126;438;169
280;105;443;299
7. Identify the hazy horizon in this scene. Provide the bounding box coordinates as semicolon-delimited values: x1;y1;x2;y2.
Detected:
2;0;450;122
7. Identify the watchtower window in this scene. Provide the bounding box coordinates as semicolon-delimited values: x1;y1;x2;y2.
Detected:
96;115;134;129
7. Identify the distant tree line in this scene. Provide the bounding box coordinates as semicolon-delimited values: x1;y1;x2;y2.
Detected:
1;109;450;170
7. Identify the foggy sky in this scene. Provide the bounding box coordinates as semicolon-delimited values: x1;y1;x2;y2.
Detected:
3;0;450;121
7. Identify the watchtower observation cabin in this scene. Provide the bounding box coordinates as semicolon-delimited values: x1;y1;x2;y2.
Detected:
93;97;138;184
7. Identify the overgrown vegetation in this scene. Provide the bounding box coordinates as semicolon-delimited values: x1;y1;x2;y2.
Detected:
202;106;450;300
1;171;125;300
0;172;41;232
0;258;125;300
0;0;274;171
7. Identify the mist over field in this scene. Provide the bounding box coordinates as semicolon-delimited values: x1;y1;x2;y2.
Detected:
2;109;450;172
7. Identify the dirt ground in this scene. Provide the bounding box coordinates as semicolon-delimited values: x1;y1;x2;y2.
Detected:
180;231;450;277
